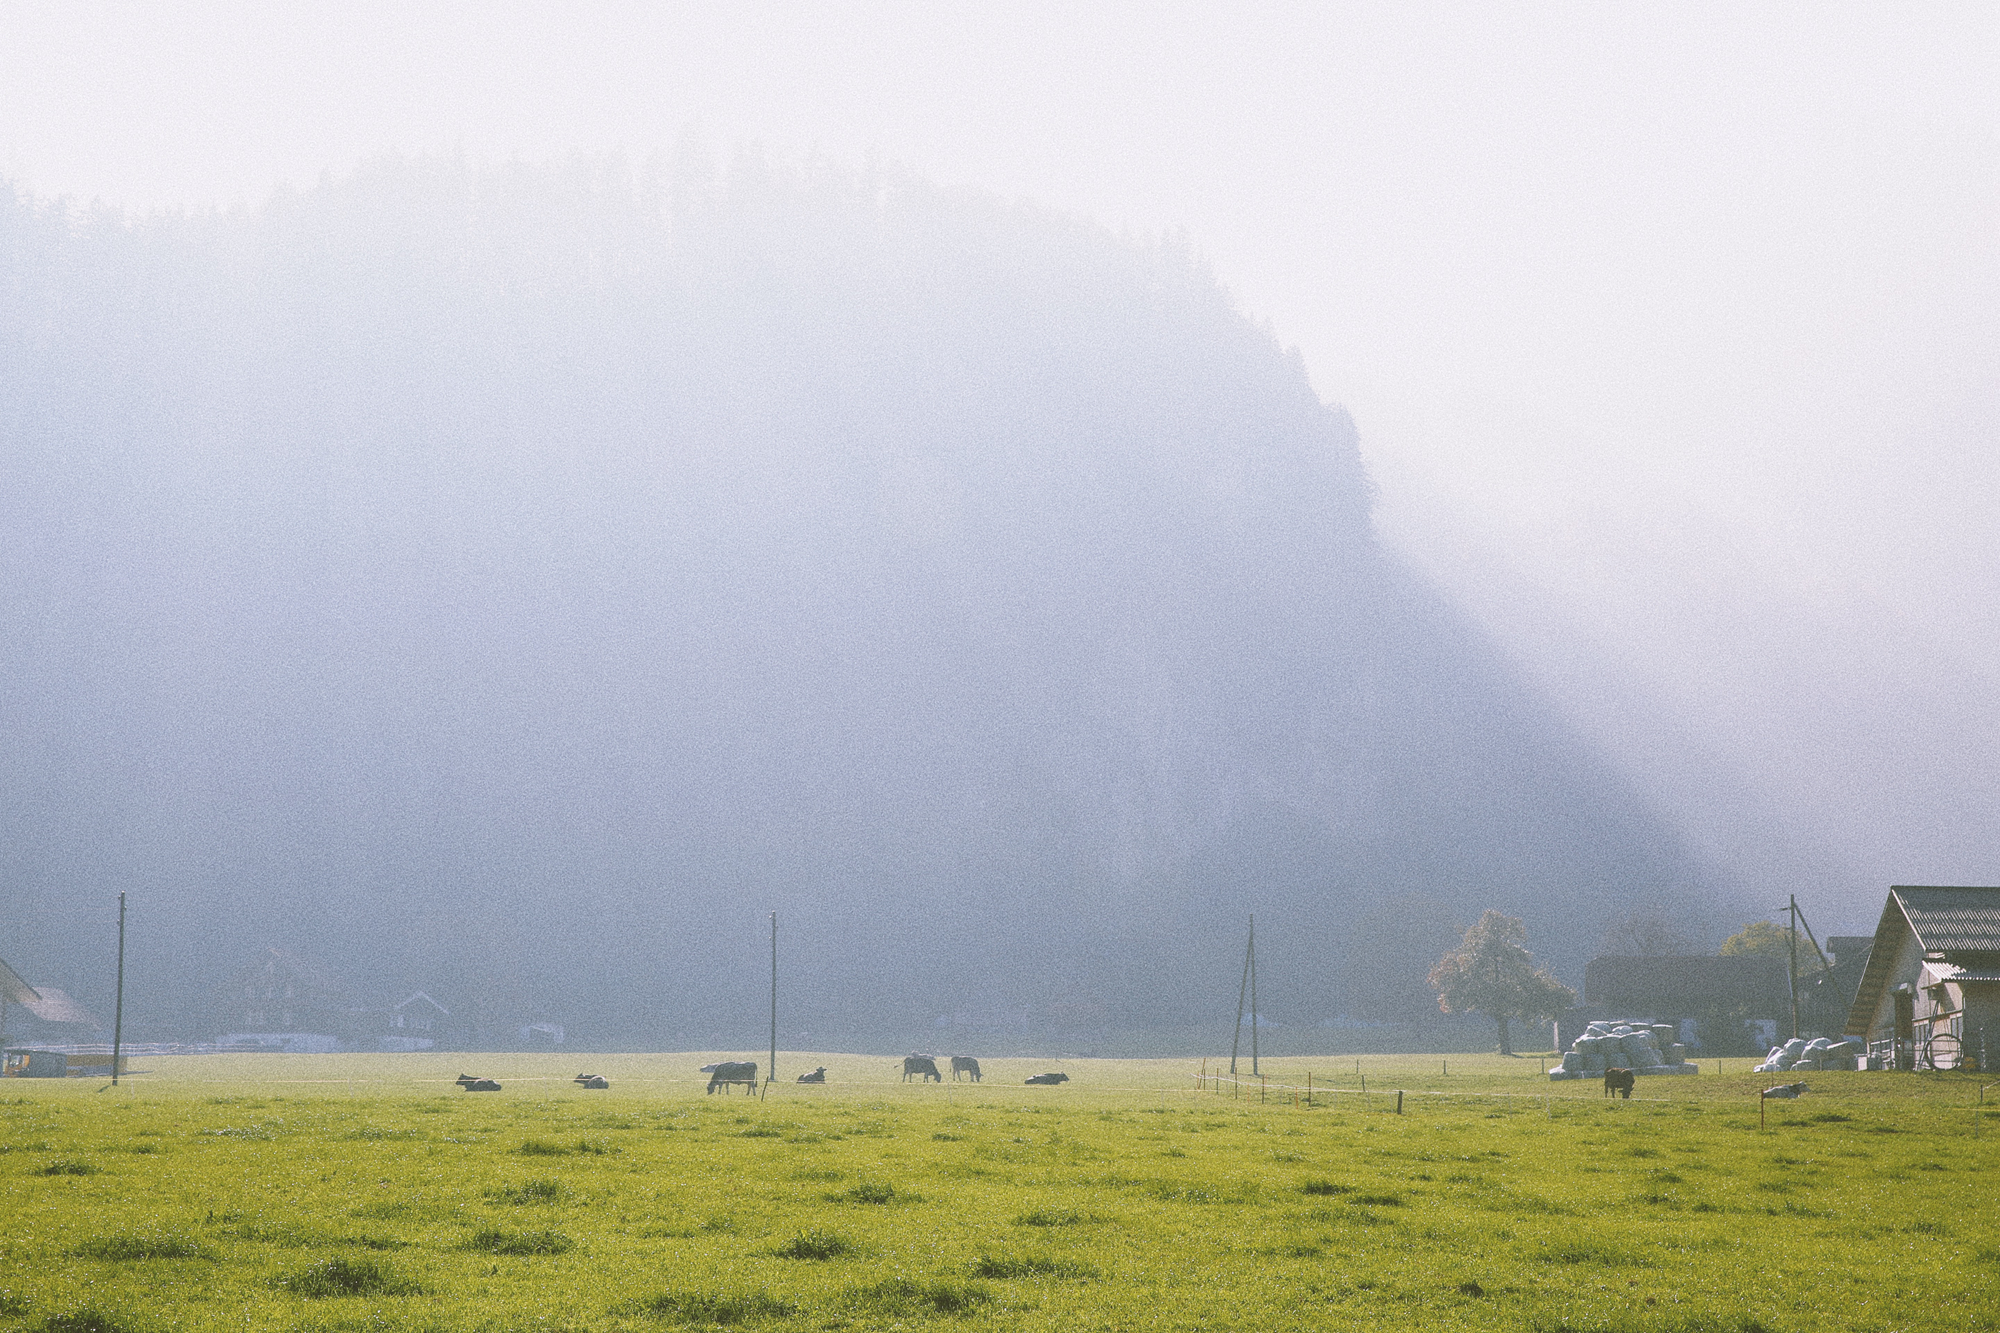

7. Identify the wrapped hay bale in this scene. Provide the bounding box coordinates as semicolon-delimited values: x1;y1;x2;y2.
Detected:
1560;1051;1586;1073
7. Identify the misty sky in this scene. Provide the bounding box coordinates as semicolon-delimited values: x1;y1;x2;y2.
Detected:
2;2;1994;932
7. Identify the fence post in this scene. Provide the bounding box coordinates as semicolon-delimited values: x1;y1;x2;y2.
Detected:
1396;1090;1403;1115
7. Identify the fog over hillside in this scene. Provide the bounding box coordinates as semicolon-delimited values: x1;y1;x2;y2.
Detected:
0;158;1726;1048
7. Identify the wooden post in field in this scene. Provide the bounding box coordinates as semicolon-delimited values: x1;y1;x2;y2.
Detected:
1395;1090;1403;1115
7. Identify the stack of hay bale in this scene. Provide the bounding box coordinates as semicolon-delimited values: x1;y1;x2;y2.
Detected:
1752;1036;1860;1073
1548;1021;1699;1080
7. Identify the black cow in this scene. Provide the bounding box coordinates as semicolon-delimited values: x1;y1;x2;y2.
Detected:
456;1074;501;1092
705;1061;758;1094
797;1067;827;1084
903;1054;942;1082
1025;1072;1069;1086
1603;1067;1635;1099
573;1073;609;1090
950;1056;982;1082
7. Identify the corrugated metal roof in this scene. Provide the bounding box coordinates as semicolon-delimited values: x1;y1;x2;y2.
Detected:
1892;886;2000;953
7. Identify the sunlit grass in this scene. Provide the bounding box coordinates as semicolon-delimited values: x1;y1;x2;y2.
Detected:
0;1052;1992;1330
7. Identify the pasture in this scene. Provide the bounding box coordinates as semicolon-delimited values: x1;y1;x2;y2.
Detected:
0;1052;1993;1332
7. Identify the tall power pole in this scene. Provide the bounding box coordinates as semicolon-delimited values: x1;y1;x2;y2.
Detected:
768;911;778;1092
111;892;127;1087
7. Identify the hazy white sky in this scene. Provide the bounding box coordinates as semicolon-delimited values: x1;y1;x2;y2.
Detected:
3;1;1994;930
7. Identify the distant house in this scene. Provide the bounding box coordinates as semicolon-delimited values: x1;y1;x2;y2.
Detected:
222;948;351;1044
1845;886;2000;1070
1569;955;1791;1051
382;992;450;1051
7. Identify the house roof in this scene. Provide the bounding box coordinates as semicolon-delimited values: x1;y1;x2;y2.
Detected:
1920;961;2000;987
19;987;100;1027
0;957;38;1007
1893;886;2000;953
1844;887;2000;1035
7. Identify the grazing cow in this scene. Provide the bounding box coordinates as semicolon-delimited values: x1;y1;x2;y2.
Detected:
573;1074;609;1090
1762;1082;1809;1100
705;1061;759;1094
1603;1067;1636;1099
797;1067;827;1084
1025;1072;1069;1086
950;1056;982;1082
456;1074;501;1092
903;1054;942;1082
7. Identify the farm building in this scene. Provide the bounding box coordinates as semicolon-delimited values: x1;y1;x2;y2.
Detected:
1565;955;1789;1051
223;947;351;1040
1844;886;2000;1070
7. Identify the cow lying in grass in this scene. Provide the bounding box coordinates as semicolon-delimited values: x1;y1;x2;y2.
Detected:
1025;1072;1069;1086
797;1067;827;1083
1762;1081;1808;1100
573;1074;609;1089
456;1074;501;1092
1603;1068;1635;1099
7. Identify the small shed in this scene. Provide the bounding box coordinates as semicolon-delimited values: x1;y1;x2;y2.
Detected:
1844;886;2000;1070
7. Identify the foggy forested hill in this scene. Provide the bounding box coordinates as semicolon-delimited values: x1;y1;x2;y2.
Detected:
0;157;1723;1047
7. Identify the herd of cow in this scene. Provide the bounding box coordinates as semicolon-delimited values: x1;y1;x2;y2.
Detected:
453;1059;1073;1095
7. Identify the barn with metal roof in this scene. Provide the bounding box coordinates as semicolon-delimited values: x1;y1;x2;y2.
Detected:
1844;886;2000;1070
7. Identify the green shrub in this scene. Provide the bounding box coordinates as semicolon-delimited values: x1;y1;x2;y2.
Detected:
466;1225;574;1255
833;1181;909;1204
39;1159;98;1176
70;1232;215;1261
775;1228;855;1260
970;1254;1098;1279
31;1311;145;1333
488;1177;568;1204
272;1256;417;1297
631;1290;796;1325
846;1277;992;1317
1015;1207;1086;1226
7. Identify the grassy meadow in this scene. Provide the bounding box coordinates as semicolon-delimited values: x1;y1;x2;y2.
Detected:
0;1051;1994;1332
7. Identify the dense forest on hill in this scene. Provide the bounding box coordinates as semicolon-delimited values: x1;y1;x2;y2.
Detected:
0;157;1724;1048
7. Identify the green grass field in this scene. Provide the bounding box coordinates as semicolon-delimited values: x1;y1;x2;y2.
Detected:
0;1052;1994;1332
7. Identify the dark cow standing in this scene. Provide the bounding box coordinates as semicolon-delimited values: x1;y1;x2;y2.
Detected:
705;1061;759;1094
797;1067;827;1084
1025;1072;1069;1086
950;1056;982;1082
456;1074;501;1092
573;1074;609;1090
903;1055;942;1083
1603;1068;1636;1099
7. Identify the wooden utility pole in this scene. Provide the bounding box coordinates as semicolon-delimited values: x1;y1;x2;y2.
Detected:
1788;894;1799;1041
1230;916;1257;1076
111;893;126;1087
1249;917;1259;1077
767;911;778;1094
